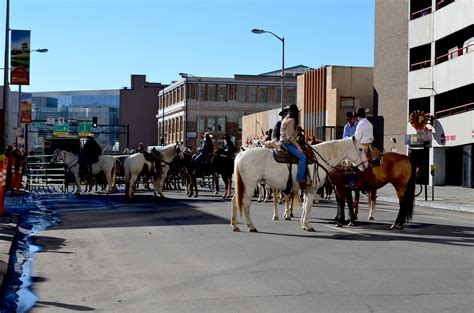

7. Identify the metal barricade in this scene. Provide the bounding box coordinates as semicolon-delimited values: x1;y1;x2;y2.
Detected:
24;154;66;193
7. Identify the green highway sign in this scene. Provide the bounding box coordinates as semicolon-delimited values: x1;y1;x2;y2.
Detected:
53;122;69;136
79;122;92;133
32;121;46;127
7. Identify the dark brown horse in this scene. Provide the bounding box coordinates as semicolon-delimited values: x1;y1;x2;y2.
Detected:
182;151;234;198
332;152;416;229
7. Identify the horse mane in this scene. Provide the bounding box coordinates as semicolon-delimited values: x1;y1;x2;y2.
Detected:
155;143;179;161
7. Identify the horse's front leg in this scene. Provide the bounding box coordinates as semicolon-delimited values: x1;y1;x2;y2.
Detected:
272;190;279;220
193;176;198;198
301;189;315;232
157;176;166;198
105;173;113;194
214;173;219;195
367;190;376;220
73;172;81;195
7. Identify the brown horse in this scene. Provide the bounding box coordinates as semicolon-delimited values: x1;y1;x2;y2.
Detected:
355;152;416;229
330;153;416;229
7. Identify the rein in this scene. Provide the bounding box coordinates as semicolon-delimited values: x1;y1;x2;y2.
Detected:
58;151;79;171
352;140;369;168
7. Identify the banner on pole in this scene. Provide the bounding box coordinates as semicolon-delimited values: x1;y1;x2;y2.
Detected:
10;30;31;85
20;99;32;123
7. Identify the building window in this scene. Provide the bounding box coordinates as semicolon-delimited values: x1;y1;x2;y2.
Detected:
189;84;196;99
206;116;226;132
208;84;216;101
275;87;281;104
248;86;257;103
268;87;276;103
286;88;295;104
199;84;206;101
258;87;268;102
218;85;227;101
340;97;355;108
238;86;246;102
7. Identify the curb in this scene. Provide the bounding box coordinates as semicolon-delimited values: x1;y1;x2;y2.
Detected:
0;214;19;292
377;196;474;214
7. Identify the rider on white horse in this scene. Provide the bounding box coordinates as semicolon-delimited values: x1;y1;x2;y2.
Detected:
79;134;102;177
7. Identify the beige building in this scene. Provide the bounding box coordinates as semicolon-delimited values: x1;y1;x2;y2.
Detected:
298;65;373;140
158;70;305;151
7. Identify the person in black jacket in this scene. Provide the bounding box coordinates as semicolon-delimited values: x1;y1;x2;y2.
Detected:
216;135;236;157
79;134;102;176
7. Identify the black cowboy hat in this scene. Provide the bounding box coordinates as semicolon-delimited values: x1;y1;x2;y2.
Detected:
278;108;289;116
288;104;300;114
355;107;367;118
345;111;354;119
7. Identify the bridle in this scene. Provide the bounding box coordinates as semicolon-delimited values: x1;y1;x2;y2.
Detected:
352;140;369;169
55;150;79;170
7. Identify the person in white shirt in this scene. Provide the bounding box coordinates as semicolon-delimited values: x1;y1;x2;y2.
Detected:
354;107;374;156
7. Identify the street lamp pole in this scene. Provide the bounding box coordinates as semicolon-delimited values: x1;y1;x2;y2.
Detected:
252;28;285;112
179;73;201;151
2;0;10;153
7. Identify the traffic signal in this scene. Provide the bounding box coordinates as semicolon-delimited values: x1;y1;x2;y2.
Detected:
92;117;98;128
427;115;434;126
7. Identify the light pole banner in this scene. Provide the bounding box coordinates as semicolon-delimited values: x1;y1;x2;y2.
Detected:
10;29;31;85
20;93;33;124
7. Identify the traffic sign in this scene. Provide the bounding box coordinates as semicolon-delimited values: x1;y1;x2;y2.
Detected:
32;121;46;127
53;122;69;136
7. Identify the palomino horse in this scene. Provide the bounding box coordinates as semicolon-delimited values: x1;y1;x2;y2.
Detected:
182;151;234;198
52;149;117;195
123;142;184;199
354;152;416;229
231;137;368;232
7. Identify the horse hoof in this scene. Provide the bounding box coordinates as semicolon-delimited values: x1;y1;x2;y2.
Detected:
290;213;294;218
346;222;355;227
368;217;374;221
214;191;218;195
272;216;278;220
305;227;315;232
193;195;198;198
232;227;241;232
249;228;258;233
284;216;291;221
335;223;343;228
391;223;404;230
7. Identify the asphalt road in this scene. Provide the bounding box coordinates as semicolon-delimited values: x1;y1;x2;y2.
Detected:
28;189;473;313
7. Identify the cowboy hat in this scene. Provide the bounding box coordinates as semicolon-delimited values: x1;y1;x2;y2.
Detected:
288;104;300;114
345;111;354;119
204;132;213;138
278;108;289;116
355;107;367;118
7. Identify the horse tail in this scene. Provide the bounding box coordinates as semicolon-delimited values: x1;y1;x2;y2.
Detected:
234;163;245;218
402;158;416;222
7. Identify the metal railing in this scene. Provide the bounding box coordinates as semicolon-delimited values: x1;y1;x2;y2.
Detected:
435;102;474;119
410;59;431;71
24;154;66;193
410;6;432;20
436;43;474;64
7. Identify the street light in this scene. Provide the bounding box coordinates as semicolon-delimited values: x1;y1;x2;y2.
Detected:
179;72;202;151
252;28;285;112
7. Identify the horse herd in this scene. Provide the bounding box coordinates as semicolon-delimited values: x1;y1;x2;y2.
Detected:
50;137;417;233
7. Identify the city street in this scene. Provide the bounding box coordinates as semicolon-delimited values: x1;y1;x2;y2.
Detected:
27;189;473;312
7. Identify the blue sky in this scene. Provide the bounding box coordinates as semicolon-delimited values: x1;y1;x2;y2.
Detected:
2;0;375;92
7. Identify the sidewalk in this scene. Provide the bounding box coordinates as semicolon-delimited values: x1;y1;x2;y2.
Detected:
376;184;474;213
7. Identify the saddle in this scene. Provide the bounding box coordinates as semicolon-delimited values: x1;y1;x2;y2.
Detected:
273;145;315;165
367;147;383;167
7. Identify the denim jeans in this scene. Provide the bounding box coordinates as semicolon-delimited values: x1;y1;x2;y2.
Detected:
282;143;307;181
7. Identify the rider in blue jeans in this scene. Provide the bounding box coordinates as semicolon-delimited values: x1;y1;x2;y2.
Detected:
280;104;311;189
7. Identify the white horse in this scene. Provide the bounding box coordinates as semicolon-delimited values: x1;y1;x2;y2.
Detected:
231;137;368;232
52;149;118;195
123;142;185;199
